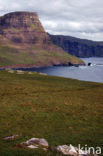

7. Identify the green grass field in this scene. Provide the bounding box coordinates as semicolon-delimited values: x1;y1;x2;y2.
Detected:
0;45;84;67
0;70;103;156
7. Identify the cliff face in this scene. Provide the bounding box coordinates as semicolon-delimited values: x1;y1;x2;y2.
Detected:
0;12;50;45
0;12;84;67
49;34;103;57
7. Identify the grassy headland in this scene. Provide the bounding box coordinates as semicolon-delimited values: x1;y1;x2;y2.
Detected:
0;45;84;68
0;11;84;68
0;70;103;156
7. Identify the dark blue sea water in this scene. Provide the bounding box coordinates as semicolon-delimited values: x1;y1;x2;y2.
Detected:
19;57;103;83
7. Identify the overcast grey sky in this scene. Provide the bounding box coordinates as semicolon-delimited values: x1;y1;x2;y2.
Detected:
0;0;103;41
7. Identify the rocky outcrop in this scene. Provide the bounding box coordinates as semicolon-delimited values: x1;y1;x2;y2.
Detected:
0;12;84;67
49;34;103;57
0;12;50;45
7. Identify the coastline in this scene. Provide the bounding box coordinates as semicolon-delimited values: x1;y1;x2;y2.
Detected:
0;62;85;70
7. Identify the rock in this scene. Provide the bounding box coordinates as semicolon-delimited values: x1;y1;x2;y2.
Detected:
69;144;78;155
3;135;19;141
8;70;14;73
21;137;49;148
37;138;48;147
42;148;48;151
16;70;24;74
28;72;33;74
77;149;89;156
27;145;38;149
55;144;96;156
55;144;77;155
88;62;92;66
39;72;47;76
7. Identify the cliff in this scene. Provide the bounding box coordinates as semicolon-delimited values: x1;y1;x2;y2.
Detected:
0;12;84;68
49;34;103;57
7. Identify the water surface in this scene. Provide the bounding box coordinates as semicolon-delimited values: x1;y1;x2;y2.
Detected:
19;57;103;83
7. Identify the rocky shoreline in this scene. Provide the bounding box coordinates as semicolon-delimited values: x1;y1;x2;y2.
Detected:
0;62;85;70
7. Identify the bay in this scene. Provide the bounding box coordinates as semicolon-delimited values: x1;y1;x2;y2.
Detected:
16;57;103;83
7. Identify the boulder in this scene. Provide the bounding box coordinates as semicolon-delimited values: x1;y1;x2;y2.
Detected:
55;144;95;156
39;72;47;76
8;70;14;73
55;144;77;155
3;135;19;141
28;72;33;74
88;62;92;66
16;70;24;74
21;137;49;149
27;145;38;149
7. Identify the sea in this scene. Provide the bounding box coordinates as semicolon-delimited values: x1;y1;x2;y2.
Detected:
17;57;103;83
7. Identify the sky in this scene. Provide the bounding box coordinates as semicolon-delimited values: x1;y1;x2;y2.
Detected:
0;0;103;41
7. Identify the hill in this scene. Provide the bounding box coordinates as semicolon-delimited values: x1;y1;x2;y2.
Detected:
0;12;84;68
49;34;103;57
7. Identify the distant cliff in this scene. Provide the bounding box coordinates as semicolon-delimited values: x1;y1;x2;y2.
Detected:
0;12;84;68
49;34;103;57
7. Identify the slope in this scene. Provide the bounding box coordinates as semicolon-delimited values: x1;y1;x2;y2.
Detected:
0;12;84;68
49;34;103;57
